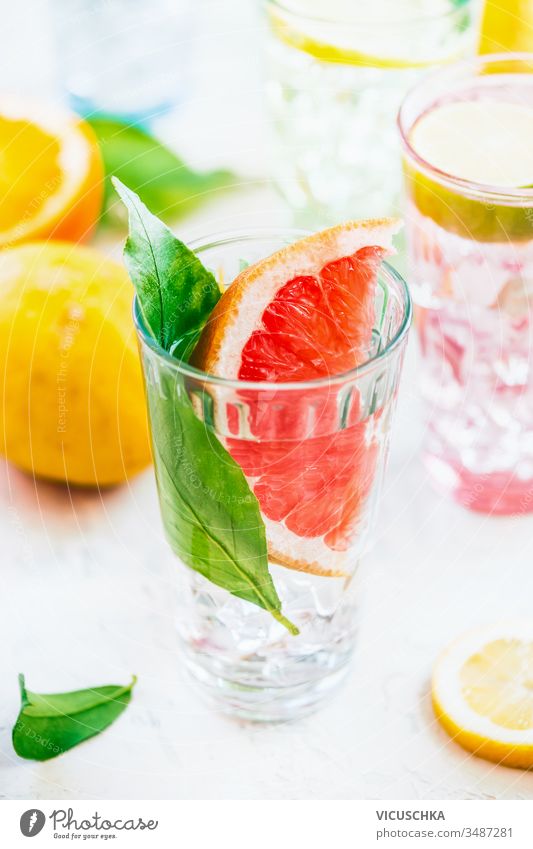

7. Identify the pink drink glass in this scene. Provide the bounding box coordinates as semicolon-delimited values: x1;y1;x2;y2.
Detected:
399;55;533;514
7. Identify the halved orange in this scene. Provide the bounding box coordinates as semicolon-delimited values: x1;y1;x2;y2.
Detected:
0;97;103;249
192;220;401;574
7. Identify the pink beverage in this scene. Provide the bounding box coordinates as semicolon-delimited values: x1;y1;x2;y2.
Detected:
399;55;533;514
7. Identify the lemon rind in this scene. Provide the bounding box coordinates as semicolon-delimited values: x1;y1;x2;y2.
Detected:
269;11;448;69
432;620;533;769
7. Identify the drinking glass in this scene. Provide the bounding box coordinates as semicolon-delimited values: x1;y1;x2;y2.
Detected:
53;0;194;123
399;54;533;514
265;0;482;226
135;230;411;720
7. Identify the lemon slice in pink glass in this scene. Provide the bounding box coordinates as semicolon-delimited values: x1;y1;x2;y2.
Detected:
405;99;533;241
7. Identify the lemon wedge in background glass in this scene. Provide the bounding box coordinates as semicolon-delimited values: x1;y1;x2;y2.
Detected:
405;99;533;241
268;0;473;68
480;0;533;53
432;622;533;769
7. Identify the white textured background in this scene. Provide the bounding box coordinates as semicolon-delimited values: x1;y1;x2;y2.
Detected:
1;0;533;800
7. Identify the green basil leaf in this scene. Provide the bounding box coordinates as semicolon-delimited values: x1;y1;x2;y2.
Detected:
89;117;236;226
13;674;136;761
113;177;220;354
114;182;298;635
148;370;298;634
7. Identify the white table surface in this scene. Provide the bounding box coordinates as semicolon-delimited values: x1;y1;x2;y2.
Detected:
2;0;533;802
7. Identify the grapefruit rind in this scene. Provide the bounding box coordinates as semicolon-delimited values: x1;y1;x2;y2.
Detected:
266;518;351;577
192;218;401;380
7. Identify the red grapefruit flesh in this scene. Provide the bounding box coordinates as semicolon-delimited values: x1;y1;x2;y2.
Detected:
239;246;383;382
192;219;401;574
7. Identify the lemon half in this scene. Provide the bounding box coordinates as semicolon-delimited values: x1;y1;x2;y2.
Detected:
432;621;533;770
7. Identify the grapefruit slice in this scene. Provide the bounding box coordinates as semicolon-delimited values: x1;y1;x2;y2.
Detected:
192;219;401;574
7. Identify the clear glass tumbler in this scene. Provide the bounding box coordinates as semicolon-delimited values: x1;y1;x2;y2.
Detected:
135;230;411;721
399;54;533;514
265;0;482;226
53;0;194;123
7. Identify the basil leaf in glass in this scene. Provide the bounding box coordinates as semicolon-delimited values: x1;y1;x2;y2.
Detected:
148;369;298;633
114;181;298;635
113;177;220;354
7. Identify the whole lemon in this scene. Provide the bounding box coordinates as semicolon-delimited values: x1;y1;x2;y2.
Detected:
0;241;151;486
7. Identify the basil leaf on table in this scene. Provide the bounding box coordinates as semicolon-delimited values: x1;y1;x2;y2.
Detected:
113;177;220;354
90;117;236;226
13;674;136;761
114;181;298;635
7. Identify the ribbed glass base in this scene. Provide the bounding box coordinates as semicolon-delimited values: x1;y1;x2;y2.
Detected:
183;645;353;722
